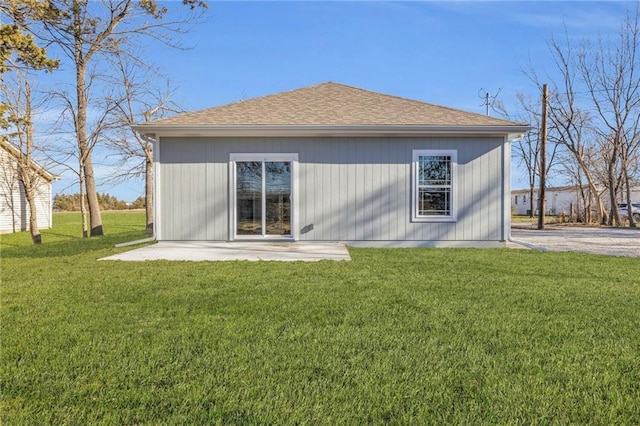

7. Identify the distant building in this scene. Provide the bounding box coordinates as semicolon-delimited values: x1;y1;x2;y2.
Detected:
512;185;640;217
0;139;55;233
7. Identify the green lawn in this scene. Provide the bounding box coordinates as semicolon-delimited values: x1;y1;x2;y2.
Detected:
511;215;566;224
2;212;639;424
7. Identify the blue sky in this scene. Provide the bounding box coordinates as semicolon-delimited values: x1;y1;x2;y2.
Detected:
41;1;631;200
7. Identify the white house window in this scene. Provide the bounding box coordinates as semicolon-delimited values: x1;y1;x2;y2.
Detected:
412;150;457;222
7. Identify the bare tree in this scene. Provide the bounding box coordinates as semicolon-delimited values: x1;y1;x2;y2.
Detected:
1;2;58;243
523;6;640;227
41;131;91;237
577;6;640;226
505;92;559;218
45;65;123;237
2;70;44;243
542;36;608;224
553;142;608;223
37;0;207;237
105;50;183;233
511;94;541;218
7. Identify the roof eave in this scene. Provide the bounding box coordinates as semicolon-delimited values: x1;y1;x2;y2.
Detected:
133;124;532;138
0;139;56;182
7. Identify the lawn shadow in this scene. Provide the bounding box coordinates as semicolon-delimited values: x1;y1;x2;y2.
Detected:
0;231;149;259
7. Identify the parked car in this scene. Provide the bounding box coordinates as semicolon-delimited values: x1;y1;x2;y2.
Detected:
618;202;640;221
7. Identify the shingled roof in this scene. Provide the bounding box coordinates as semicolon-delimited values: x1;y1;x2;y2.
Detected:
147;82;525;127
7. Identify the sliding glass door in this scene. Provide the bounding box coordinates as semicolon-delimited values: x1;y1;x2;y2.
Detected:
264;161;292;235
234;155;295;238
236;161;263;235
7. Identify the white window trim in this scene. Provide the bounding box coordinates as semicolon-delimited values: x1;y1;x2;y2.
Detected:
229;153;299;241
412;149;457;222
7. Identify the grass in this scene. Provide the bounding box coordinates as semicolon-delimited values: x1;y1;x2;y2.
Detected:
2;212;639;424
511;215;567;224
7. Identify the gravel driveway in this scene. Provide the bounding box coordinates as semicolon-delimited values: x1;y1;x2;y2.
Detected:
510;226;640;257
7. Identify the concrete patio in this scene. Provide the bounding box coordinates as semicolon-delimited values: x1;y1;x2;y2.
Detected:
100;241;352;262
100;227;638;262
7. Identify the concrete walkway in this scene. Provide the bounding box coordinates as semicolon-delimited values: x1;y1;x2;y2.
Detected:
100;241;352;262
510;227;640;257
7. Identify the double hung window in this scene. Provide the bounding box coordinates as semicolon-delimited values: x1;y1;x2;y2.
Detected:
412;150;457;221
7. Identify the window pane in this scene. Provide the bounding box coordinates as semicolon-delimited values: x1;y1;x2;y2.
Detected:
236;161;262;235
418;187;451;216
418;155;451;186
265;161;291;235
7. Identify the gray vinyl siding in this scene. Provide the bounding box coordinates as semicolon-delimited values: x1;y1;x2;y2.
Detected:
157;136;505;242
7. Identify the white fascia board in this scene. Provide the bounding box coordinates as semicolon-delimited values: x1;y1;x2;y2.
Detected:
133;124;532;139
0;140;57;182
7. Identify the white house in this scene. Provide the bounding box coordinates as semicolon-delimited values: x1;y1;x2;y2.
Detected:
0;139;55;233
512;186;583;216
134;82;530;247
512;185;640;217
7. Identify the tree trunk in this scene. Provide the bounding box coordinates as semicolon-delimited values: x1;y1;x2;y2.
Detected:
79;165;88;238
19;166;41;244
624;170;636;228
18;81;41;244
83;157;103;236
74;26;103;237
572;151;605;224
26;188;41;243
606;182;620;226
605;141;620;227
589;179;607;225
145;143;153;234
578;187;591;224
529;187;535;218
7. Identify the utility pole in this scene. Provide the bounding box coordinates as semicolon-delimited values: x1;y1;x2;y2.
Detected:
537;84;548;230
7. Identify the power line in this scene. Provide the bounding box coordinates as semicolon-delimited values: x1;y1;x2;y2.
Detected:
541;82;640;97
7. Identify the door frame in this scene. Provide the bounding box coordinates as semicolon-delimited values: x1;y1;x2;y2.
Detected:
229;153;299;241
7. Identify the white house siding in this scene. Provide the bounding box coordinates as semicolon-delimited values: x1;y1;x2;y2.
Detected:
512;188;581;216
512;187;640;216
157;137;506;245
0;150;52;233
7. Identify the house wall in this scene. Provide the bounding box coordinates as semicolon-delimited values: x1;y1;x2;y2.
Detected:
157;136;507;245
0;149;52;233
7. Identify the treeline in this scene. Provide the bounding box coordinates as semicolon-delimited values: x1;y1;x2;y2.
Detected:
53;193;145;212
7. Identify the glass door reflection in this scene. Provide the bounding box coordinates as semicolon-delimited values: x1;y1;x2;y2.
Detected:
236;161;262;235
265;162;291;235
236;160;292;237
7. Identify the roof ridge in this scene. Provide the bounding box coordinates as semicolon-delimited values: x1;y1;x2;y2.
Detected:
323;82;520;126
145;81;529;128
